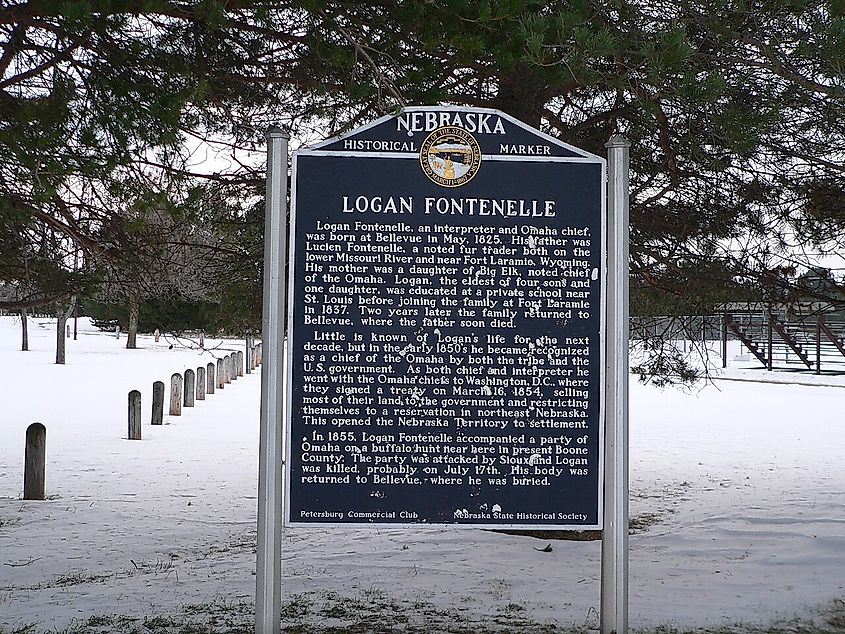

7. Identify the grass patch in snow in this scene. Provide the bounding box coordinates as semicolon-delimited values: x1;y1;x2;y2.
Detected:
628;511;665;533
0;514;19;529
2;597;844;634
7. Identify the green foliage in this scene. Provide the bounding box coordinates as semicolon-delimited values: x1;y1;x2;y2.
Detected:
3;0;845;380
83;295;220;335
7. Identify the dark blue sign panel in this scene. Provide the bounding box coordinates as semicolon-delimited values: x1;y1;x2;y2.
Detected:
285;107;604;528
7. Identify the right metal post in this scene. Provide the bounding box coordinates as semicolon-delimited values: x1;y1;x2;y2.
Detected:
601;134;630;634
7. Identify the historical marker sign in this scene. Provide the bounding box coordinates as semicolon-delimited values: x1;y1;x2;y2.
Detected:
285;106;605;528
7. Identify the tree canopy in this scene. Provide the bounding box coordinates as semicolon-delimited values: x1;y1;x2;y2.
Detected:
2;0;844;362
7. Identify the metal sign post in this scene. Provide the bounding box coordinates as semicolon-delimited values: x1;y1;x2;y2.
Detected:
601;134;631;634
256;126;289;634
255;110;630;633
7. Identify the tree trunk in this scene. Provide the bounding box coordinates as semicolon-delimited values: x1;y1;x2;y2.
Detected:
55;296;76;364
126;286;140;349
493;65;546;127
21;308;28;351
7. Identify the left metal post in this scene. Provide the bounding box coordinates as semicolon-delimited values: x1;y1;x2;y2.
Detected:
256;126;289;634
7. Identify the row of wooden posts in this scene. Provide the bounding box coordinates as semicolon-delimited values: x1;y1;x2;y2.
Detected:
22;342;263;500
127;343;263;440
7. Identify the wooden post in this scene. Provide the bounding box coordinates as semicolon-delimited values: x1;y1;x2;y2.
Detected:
223;355;232;384
245;335;252;374
238;351;244;377
24;423;46;500
154;328;160;343
207;362;216;395
721;313;728;369
128;390;142;440
197;366;206;400
66;324;70;338
217;359;225;389
115;325;120;339
170;373;183;416
230;354;238;381
21;307;29;351
199;332;205;348
816;318;822;375
184;369;195;407
152;381;165;425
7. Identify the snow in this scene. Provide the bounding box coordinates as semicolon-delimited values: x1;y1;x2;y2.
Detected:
1;316;843;631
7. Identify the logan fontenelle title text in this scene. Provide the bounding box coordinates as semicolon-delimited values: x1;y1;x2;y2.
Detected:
341;195;557;218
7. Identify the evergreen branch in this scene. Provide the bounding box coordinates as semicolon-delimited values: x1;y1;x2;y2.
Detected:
317;9;406;108
0;292;69;310
0;30;90;90
133;158;261;185
7;195;116;264
768;143;845;174
741;35;840;97
0;23;26;78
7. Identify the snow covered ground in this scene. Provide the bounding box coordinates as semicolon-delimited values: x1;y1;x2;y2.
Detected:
0;315;843;632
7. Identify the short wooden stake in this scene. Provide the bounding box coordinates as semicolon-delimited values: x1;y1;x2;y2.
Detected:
152;381;165;425
196;366;206;400
207;362;215;395
217;359;225;389
230;354;238;381
24;423;46;500
154;328;161;342
184;369;195;407
237;351;244;377
128;390;142;440
170;373;183;416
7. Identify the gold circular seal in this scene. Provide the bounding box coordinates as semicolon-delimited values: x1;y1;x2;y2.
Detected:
419;126;482;188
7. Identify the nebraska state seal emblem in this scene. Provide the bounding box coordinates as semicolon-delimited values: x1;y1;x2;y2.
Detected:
419;126;482;187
